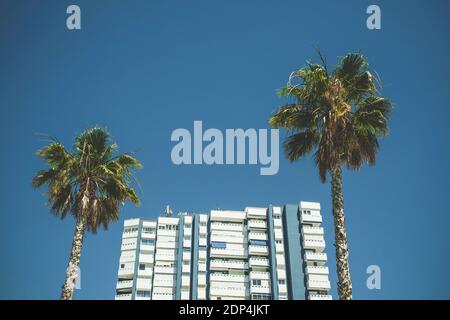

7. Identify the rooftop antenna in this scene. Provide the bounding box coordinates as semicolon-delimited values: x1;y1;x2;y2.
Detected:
164;205;173;217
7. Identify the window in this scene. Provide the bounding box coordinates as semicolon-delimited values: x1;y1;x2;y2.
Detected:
142;227;155;234
183;260;190;265
184;235;191;241
141;239;154;245
120;264;125;269
252;279;262;286
252;294;271;300
136;290;151;297
139;264;146;270
278;279;285;285
199;245;207;251
275;240;282;244
249;239;267;246
211;242;226;249
124;227;138;233
273;214;281;219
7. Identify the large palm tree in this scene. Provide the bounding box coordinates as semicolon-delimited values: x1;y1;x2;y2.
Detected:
269;53;392;300
33;127;142;300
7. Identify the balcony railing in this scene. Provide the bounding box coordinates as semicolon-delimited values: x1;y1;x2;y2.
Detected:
304;252;327;262
309;294;332;300
248;245;269;255
210;260;248;269
115;293;132;300
116;280;133;289
248;220;267;229
249;258;269;267
307;279;331;290
210;273;249;282
302;226;324;235
305;266;329;275
300;213;322;224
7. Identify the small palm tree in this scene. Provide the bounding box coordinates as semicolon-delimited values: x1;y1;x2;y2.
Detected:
270;53;392;300
33;127;142;300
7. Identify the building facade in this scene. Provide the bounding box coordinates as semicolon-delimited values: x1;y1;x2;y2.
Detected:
115;202;332;300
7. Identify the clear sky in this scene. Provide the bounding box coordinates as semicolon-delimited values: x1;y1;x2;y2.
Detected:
1;0;449;299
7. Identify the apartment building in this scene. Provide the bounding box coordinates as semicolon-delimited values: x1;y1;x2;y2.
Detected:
115;202;332;300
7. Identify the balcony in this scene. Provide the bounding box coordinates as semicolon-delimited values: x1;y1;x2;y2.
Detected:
118;268;134;277
210;259;248;270
199;250;207;259
153;266;176;274
122;231;138;239
275;254;285;266
307;275;331;290
116;280;133;289
141;232;156;239
248;245;268;256
139;254;154;264
115;293;132;300
248;232;268;241
309;294;332;300
137;269;153;277
248;220;267;230
273;219;282;228
302;226;324;236
153;280;175;287
140;244;155;252
249;258;269;267
181;275;190;286
211;234;246;244
136;278;153;290
250;271;270;280
156;241;177;249
152;286;175;294
119;255;136;263
121;242;137;251
155;253;177;262
210;247;247;258
124;218;140;227
210;210;246;222
275;243;284;252
250;285;271;294
246;207;267;219
157;229;178;237
300;212;322;224
210;222;244;232
152;293;175;300
303;238;326;251
209;286;248;297
210;273;248;282
305;266;329;275
304;252;327;263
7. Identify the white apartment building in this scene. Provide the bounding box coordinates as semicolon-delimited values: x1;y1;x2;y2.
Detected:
115;202;332;300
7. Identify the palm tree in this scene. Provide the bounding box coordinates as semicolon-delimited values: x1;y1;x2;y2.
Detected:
33;127;142;300
269;53;392;300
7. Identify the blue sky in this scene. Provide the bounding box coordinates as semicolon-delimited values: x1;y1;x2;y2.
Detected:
1;0;449;299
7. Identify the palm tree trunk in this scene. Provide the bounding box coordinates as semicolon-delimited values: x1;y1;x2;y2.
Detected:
330;165;353;300
60;216;86;300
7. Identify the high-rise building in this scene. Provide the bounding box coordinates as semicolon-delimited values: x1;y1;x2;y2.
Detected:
115;202;332;300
